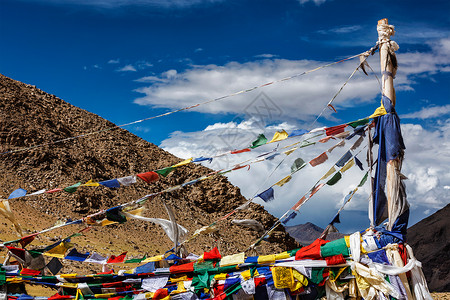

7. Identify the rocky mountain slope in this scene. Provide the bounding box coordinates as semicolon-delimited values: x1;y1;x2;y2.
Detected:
407;204;450;292
0;73;297;274
284;222;345;245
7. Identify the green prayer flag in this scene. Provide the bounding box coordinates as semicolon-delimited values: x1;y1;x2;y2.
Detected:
194;260;215;272
0;270;5;285
300;141;315;148
64;182;82;193
326;172;342;186
348;118;370;128
358;172;369;187
250;134;267;149
155;167;175;177
291;158;306;173
125;256;146;263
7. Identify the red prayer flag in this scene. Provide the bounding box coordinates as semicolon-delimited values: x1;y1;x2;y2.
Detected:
295;239;329;260
325;124;347;136
169;262;194;274
254;277;266;287
106;251;127;264
325;254;346;265
291;196;306;211
318;136;335;143
231;148;251;154
6;246;26;260
203;247;221;260
19;234;37;248
310;183;325;198
48;294;72;300
20;268;41;276
153;289;169;300
309;152;328;167
136;172;159;183
46;188;63;194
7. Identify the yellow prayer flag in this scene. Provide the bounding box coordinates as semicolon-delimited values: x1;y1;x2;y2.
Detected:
240;269;259;281
125;206;145;216
275;175;292;187
94;293;115;298
101;219;118;226
321;167;336;180
257;254;276;264
214;273;228;281
172;158;193;168
274;252;290;260
291;269;308;291
60;273;78;278
341;159;355;173
82;180;100;187
269;130;289;143
283;147;298;156
142;255;165;263
369;103;387;118
219;252;245;267
272;266;294;289
60;283;78;288
44;242;73;258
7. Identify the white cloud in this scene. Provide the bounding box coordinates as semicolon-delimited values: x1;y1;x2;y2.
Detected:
400;105;450;119
133;37;450;121
317;25;362;35
117;64;137;72
194;48;203;53
298;0;327;5
255;54;278;59
108;59;120;64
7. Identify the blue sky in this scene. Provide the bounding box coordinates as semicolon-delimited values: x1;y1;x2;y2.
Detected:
1;0;449;233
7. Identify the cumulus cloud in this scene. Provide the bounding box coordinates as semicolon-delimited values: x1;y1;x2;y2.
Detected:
117;64;137;72
317;25;363;35
400;105;450;119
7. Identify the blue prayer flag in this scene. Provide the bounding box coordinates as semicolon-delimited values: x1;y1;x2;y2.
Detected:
256;187;274;202
8;188;27;199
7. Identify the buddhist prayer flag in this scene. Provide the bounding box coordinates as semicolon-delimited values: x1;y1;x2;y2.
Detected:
8;188;27;199
155;167;175;177
137;171;159;183
250;134;268;148
46;257;63;275
82;180;100;187
64;248;90;262
309;152;328;167
192;157;212;163
275;175;292;187
348;118;370;128
84;252;108;264
325;124;347;136
231;148;251;154
99;179;120;188
63;182;81;193
321;167;336;180
355;156;364;170
282;211;297;224
44;242;73;259
106;251;127;264
336;151;352;167
326;172;342;186
117;175;137;186
172;158;193;168
269;130;288;143
291;158;306;173
341;159;355;173
256;187;274;202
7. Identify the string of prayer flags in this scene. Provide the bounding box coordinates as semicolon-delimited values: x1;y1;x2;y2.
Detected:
256;187;275;202
309;152;328;167
46;257;63;275
250;134;268;148
355;156;364;170
291;158;306;173
269;130;289;143
281;211;297;224
106;252;127;264
328;140;345;153
44;242;73;259
350;136;364;150
106;207;127;224
321;167;336;180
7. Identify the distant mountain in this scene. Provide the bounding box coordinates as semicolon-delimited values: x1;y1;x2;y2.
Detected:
407;204;450;292
285;222;345;246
